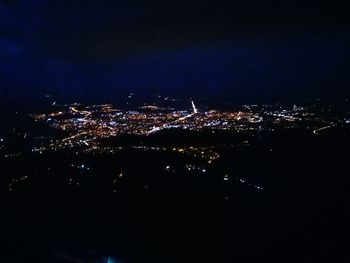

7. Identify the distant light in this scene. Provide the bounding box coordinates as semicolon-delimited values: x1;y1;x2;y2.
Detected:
191;100;198;114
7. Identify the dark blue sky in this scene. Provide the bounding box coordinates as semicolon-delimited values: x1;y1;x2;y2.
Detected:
0;0;349;104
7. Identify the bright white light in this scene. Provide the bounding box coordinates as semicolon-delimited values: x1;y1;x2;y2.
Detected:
191;100;198;114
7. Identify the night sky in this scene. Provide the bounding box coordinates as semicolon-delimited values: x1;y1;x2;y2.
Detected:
1;0;349;104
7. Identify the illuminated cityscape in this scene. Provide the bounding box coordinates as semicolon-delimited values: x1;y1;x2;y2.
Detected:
1;100;348;263
1;97;347;197
28;100;346;154
1;0;348;261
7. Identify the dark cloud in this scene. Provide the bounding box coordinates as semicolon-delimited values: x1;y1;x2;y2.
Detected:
0;1;349;103
2;0;349;60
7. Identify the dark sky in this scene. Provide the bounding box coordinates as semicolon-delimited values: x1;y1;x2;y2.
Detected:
0;0;349;104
